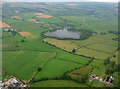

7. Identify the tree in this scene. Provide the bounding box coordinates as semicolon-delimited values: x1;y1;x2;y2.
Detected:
21;40;25;43
104;58;110;65
110;61;115;68
12;30;17;36
113;55;116;57
16;45;18;48
72;49;76;53
37;67;42;71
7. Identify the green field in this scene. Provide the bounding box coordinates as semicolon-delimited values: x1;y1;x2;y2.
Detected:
43;34;117;60
55;49;91;64
85;17;118;33
76;47;111;60
110;51;119;65
67;66;92;80
2;2;118;87
34;58;83;80
89;60;106;76
2;51;55;80
85;43;117;54
30;80;88;87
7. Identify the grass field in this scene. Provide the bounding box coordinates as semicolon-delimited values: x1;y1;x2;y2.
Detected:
76;47;111;60
85;17;118;33
2;2;118;87
91;80;105;87
55;49;91;64
67;66;92;79
110;51;119;65
85;43;117;54
43;34;117;60
34;58;83;80
89;60;106;76
112;72;119;86
30;80;88;87
18;40;56;51
2;51;56;80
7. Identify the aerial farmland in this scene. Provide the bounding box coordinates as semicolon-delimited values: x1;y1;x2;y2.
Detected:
1;1;119;88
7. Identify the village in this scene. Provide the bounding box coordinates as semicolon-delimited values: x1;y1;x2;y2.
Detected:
0;77;27;88
89;74;115;87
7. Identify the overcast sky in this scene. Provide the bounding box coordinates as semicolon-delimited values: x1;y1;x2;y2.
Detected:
2;0;119;2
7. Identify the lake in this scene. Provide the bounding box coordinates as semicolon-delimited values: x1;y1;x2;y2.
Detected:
44;29;80;39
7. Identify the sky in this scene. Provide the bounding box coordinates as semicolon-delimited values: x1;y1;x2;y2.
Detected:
1;0;119;2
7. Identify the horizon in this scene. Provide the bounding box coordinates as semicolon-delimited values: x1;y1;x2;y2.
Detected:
1;0;119;2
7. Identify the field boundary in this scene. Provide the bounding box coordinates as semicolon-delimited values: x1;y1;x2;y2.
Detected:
27;52;57;83
57;58;84;65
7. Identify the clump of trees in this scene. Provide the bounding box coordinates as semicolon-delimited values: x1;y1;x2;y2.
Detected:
72;49;76;53
109;30;118;35
104;58;119;75
37;67;42;71
12;30;17;36
21;39;25;43
67;27;96;40
104;58;110;65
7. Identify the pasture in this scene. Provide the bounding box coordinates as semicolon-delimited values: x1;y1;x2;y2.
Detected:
55;49;91;64
110;51;119;65
2;2;118;87
85;43;117;54
91;80;105;87
2;51;56;80
67;66;92;79
89;60;106;76
85;17;118;33
30;80;88;87
34;58;83;80
43;34;117;60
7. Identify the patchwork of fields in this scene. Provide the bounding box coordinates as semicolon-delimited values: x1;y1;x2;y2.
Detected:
2;2;119;87
2;51;56;80
43;34;118;60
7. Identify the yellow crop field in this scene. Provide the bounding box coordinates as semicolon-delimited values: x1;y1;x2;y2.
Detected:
85;44;117;54
43;34;117;60
73;34;117;47
76;47;111;60
43;38;79;52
